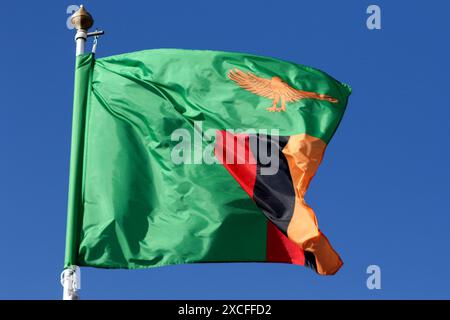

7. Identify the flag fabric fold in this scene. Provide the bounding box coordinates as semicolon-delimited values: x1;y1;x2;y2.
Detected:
64;49;351;275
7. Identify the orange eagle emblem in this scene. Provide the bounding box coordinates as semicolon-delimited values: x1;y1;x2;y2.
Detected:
228;68;338;112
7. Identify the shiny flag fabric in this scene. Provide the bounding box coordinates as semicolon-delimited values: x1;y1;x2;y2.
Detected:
64;49;351;275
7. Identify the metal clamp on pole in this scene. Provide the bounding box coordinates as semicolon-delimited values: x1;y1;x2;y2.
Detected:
88;30;105;54
87;30;105;38
61;266;81;300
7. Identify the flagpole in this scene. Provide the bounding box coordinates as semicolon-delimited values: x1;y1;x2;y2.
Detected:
61;4;94;300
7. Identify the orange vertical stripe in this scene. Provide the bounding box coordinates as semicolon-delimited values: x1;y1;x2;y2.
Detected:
282;134;343;275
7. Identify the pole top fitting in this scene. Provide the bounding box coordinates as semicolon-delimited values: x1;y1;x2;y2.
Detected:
70;5;94;31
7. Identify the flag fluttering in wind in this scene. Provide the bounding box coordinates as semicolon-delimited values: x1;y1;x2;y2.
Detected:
65;49;351;276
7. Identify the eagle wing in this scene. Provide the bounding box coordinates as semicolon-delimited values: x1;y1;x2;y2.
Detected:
228;69;275;99
281;83;339;104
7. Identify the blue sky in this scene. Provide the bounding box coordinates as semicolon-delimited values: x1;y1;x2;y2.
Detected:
1;0;449;299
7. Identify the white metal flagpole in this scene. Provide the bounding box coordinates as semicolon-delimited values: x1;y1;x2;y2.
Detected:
61;4;94;301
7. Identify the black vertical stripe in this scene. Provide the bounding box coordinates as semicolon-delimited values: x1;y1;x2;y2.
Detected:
249;134;295;234
233;133;318;271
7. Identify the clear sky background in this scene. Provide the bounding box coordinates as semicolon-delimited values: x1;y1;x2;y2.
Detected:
1;0;449;299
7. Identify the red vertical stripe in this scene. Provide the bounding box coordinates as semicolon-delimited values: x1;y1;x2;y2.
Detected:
266;221;305;265
215;130;257;197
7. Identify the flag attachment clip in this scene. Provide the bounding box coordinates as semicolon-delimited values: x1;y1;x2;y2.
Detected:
60;266;81;300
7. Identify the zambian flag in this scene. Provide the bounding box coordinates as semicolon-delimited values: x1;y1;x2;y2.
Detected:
64;49;351;275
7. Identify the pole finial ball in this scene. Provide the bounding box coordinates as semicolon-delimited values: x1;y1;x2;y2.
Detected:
70;5;94;31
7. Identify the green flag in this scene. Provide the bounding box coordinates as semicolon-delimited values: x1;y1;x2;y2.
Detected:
65;49;351;275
